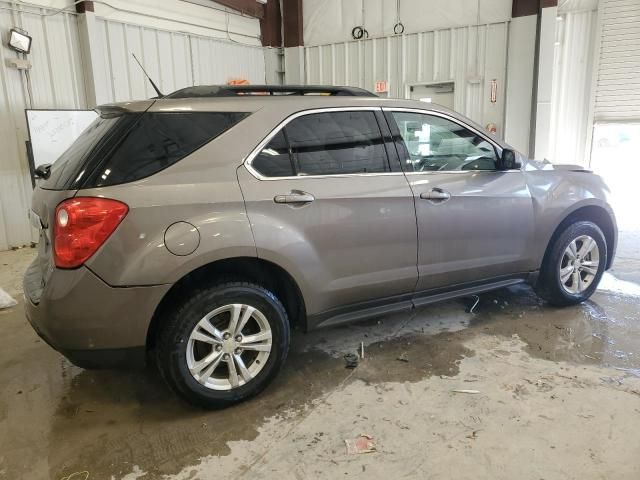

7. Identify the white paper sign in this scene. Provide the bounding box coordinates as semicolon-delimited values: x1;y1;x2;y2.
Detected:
26;109;98;167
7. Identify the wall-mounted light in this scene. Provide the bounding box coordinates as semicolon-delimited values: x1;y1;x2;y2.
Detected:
8;28;32;54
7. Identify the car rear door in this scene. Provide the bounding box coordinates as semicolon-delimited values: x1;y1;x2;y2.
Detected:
384;108;535;293
237;107;418;326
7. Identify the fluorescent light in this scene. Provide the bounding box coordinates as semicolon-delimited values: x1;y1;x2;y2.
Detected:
9;29;32;54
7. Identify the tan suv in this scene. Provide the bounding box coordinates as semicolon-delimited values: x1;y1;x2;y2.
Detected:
24;85;617;408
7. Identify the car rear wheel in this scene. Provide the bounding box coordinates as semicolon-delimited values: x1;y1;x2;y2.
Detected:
536;221;607;306
156;282;290;408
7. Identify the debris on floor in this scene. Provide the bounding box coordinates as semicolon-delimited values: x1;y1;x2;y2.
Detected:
466;295;480;314
0;287;17;310
344;353;359;369
59;471;90;480
452;389;480;394
345;434;377;455
397;352;409;363
466;430;480;440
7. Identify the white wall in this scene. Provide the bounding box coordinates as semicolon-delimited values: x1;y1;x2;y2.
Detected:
504;15;536;155
93;18;267;104
0;0;272;251
547;8;598;165
304;0;512;45
12;0;261;43
532;6;558;160
0;2;86;251
303;22;510;134
505;0;600;162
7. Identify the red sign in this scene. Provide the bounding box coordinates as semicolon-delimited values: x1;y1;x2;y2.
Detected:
375;81;388;93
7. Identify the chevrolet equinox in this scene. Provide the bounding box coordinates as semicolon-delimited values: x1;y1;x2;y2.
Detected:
24;85;617;407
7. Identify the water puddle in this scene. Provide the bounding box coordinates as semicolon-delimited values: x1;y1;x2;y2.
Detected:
3;280;640;479
598;272;640;297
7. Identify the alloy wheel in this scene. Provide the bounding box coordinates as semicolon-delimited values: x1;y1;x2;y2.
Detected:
559;235;600;294
186;304;272;390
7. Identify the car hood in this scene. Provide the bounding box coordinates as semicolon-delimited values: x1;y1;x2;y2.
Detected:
524;158;591;172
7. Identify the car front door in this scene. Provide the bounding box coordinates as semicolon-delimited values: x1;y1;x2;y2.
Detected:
237;107;418;327
385;108;535;293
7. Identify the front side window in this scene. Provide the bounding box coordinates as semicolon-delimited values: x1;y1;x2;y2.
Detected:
251;110;390;177
391;112;498;172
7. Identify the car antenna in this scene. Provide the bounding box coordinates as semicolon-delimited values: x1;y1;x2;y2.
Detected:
131;53;163;98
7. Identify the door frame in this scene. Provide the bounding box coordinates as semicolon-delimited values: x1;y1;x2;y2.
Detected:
404;81;456;107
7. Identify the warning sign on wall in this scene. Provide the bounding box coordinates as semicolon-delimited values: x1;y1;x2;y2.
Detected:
375;81;389;93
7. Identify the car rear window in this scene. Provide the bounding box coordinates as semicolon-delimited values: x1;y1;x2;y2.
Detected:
42;115;131;190
42;111;249;190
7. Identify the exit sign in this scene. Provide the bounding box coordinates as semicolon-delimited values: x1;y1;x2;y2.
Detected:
375;81;388;93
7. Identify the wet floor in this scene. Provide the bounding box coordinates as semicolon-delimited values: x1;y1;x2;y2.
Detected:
1;246;640;479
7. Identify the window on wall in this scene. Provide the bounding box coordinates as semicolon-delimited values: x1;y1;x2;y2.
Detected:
390;112;498;172
250;111;390;177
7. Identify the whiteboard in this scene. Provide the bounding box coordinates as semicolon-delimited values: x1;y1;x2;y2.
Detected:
26;109;98;168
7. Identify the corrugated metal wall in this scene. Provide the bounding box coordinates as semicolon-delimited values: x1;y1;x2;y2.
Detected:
0;6;271;251
94;18;267;104
0;2;86;251
303;22;509;134
594;0;640;122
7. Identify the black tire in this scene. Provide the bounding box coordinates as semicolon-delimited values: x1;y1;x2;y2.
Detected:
535;221;607;306
156;282;290;408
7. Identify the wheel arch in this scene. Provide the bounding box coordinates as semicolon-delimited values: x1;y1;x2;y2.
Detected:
541;204;617;271
146;257;307;350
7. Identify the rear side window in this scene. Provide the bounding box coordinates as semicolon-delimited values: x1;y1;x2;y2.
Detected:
86;112;249;187
250;111;390;177
288;111;389;176
252;131;294;177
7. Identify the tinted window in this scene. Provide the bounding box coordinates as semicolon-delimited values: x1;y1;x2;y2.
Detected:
86;112;249;187
391;112;498;172
251;130;294;177
285;111;389;175
42;116;126;190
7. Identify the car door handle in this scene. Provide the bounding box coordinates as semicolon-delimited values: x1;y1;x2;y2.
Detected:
420;189;451;201
274;191;315;204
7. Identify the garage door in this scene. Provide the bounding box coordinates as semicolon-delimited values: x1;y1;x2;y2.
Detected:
594;0;640;122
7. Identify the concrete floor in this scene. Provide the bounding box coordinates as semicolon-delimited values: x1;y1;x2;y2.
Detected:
1;234;640;480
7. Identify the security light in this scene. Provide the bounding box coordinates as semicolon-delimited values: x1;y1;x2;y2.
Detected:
8;28;32;54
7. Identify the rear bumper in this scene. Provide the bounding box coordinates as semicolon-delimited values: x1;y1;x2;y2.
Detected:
23;261;171;368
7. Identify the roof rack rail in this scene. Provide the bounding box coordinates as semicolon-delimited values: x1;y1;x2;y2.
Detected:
165;84;377;99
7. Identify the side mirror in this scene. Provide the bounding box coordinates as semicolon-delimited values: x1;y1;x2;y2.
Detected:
500;149;521;170
34;164;51;180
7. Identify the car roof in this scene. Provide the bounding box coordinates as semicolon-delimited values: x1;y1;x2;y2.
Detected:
97;94;457;116
95;85;508;150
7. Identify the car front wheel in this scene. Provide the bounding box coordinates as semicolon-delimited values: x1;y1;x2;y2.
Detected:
156;282;290;408
536;221;607;306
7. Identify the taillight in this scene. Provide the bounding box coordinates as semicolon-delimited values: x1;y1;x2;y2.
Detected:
53;197;128;269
